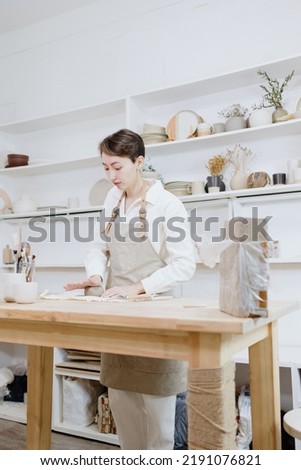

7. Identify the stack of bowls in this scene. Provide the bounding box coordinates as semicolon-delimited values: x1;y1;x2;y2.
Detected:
141;123;168;144
165;181;192;197
12;195;37;213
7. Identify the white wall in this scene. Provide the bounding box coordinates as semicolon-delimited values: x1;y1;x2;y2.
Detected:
0;0;301;121
0;0;301;348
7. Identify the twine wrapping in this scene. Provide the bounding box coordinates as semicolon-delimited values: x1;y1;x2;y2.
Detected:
187;361;237;449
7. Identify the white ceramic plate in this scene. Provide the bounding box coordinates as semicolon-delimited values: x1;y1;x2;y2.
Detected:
89;179;113;206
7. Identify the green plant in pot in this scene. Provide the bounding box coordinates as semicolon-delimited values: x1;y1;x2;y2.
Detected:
255;69;294;123
218;103;249;132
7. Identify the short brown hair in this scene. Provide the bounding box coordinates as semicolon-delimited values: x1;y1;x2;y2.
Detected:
99;128;145;163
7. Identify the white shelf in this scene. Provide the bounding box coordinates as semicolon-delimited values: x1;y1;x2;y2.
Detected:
0;399;119;446
0;205;104;221
196;258;301;267
0;401;26;424
0;156;100;176
147;118;301;158
55;368;99;380
3;258;300;271
0;119;301;177
1;53;301;446
181;183;301;204
131;55;301;107
52;421;119;446
1;183;300;222
0;99;126;134
0;264;85;269
269;257;301;264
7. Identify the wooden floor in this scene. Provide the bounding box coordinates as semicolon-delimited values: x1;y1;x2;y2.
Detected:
0;419;119;450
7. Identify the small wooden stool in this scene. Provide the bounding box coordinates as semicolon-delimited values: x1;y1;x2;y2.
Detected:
283;409;301;441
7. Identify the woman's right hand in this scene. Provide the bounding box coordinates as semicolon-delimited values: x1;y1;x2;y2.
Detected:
64;274;102;291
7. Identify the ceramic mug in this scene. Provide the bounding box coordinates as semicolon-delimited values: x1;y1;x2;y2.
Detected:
67;197;80;208
190;181;205;195
197;123;211;136
211;122;225;134
287;159;301;183
14;281;38;304
293;167;301;183
2;273;26;302
272;173;286;185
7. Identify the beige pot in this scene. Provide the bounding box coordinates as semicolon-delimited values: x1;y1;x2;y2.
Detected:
225;117;247;132
249;109;273;127
272;106;287;123
230;170;249;190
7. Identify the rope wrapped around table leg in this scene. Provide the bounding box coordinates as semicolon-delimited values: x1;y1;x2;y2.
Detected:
187;361;237;449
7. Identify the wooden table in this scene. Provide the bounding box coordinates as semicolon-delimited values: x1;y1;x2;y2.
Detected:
0;298;299;450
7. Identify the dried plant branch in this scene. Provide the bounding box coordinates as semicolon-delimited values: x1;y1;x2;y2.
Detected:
206;154;229;176
226;144;253;172
218;103;248;119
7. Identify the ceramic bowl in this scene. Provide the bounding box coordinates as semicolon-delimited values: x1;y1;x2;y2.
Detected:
143;123;166;134
12;195;37;213
7;154;29;167
141;133;168;144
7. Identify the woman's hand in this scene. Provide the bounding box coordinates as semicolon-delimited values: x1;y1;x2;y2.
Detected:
64;274;102;291
102;282;144;299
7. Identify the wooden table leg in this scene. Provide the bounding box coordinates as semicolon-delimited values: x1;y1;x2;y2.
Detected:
27;345;53;449
187;332;237;449
249;321;281;449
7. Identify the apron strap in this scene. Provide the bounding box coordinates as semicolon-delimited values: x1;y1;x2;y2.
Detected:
139;182;148;235
105;181;149;237
104;191;125;236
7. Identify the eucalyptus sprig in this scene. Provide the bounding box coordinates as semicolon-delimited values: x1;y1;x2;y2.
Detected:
255;69;294;109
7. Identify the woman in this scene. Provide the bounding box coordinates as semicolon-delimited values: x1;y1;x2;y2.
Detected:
64;128;196;450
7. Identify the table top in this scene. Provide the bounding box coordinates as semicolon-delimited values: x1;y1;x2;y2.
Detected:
0;298;299;335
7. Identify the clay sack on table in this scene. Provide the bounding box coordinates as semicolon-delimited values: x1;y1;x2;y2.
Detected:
219;242;269;318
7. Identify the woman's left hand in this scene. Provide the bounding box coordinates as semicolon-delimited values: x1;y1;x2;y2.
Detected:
102;282;144;299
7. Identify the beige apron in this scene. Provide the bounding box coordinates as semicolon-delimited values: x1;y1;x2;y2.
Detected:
100;184;187;396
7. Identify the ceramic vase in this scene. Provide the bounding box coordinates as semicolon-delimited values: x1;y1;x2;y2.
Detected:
272;106;287;123
249;109;273;128
224;117;247;132
206;175;226;192
230;170;249;190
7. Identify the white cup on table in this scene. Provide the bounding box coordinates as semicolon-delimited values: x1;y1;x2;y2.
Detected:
2;273;26;302
14;282;38;304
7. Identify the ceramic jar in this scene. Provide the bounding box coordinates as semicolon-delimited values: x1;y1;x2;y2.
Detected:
249;109;273;127
230;170;249;190
224;117;247;132
272;106;288;123
206;175;225;192
197;123;212;136
12;195;37;213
